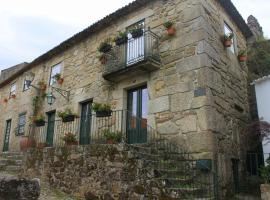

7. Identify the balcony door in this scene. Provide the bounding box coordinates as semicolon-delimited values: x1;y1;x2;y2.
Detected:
127;86;148;144
3;119;12;152
126;21;145;66
80;101;92;145
46;111;55;147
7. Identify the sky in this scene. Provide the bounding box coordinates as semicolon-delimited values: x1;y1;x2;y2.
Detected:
0;0;269;70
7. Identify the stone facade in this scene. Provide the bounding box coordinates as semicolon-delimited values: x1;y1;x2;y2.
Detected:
0;0;252;197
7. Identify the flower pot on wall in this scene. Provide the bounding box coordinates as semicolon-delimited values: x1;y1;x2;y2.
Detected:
238;55;247;62
35;120;45;127
11;94;16;99
65;141;78;146
62;115;76;123
224;40;232;47
115;36;128;46
166;27;176;36
57;78;64;85
96;110;112;118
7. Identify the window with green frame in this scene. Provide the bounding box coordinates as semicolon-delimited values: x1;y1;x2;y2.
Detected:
17;113;26;136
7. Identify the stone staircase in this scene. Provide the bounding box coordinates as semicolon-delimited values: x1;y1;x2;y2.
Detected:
129;139;217;200
0;152;24;174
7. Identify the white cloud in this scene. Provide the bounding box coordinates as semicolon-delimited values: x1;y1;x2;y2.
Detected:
0;0;269;70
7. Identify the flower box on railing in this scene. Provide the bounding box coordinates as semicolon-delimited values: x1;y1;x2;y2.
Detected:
96;110;112;118
62;114;76;123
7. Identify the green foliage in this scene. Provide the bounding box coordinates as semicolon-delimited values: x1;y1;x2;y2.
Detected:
163;21;174;29
103;129;122;143
32;114;45;123
53;73;61;81
97;38;112;53
61;132;77;143
248;40;270;79
115;31;127;39
57;108;76;119
238;50;247;56
224;33;234;40
260;158;270;184
92;102;111;112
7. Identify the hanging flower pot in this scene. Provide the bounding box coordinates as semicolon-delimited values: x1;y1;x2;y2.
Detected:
11;94;16;99
130;28;144;38
32;114;46;127
92;102;112;118
114;31;128;46
96;110;112;117
163;21;176;36
54;73;64;85
238;50;247;62
57;78;64;85
38;81;47;91
57;108;77;123
98;39;112;53
223;33;234;48
3;98;8;103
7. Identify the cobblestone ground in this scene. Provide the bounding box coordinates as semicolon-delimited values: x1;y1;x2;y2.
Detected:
39;183;81;200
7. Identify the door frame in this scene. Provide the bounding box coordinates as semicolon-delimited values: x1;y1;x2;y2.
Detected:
46;110;56;147
79;100;92;145
126;85;148;144
3;119;12;152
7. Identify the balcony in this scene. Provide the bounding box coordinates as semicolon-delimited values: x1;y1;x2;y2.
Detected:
102;30;161;82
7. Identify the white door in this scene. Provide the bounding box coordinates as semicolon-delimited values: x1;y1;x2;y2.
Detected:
126;21;145;65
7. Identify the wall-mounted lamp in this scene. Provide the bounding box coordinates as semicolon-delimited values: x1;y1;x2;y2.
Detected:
25;72;70;106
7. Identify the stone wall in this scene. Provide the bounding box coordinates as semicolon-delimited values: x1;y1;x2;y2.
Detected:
22;145;175;199
0;0;250;197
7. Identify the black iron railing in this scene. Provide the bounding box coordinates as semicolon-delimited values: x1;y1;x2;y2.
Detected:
28;109;218;199
103;30;160;76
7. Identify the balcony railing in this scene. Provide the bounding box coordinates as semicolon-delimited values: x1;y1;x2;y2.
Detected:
102;30;160;81
28;110;159;147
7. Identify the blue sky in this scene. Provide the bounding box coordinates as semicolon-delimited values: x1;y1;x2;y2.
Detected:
0;0;269;70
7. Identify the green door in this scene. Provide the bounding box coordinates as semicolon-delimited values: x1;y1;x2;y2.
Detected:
127;86;148;144
3;119;12;152
80;101;92;145
46;111;55;146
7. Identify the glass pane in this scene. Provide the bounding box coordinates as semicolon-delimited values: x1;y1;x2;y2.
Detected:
141;88;148;129
131;91;137;129
224;23;235;53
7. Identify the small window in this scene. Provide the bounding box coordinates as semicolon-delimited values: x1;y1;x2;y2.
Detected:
17;113;26;136
224;23;235;53
49;63;61;86
23;79;30;91
10;83;16;97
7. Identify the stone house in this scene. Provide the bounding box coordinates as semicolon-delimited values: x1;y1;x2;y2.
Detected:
0;0;253;197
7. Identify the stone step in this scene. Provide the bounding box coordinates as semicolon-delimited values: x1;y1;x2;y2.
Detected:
5;155;24;160
5;165;22;172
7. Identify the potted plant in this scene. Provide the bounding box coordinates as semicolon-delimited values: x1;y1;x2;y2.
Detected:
238;50;247;62
223;33;234;47
3;98;8;103
260;158;270;200
54;73;64;85
10;94;16;99
37;142;49;148
114;31;128;46
32;114;46;127
98;39;112;53
92;102;112;117
103;129;122;144
38;81;47;91
163;21;176;36
57;108;77;123
62;132;78;146
98;54;107;64
130;27;144;38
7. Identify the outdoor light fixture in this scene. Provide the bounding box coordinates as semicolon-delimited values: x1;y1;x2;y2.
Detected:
24;72;70;106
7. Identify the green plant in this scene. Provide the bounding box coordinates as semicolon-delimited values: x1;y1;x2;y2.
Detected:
61;132;77;143
115;31;127;40
163;21;174;29
92;102;111;112
32;114;45;123
238;50;247;56
54;73;61;81
260;158;270;184
103;129;122;143
224;33;234;40
98;38;112;53
57;108;76;119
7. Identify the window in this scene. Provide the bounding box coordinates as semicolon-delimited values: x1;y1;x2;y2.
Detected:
17;113;26;136
23;79;30;91
49;63;61;85
10;83;16;97
224;23;235;53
